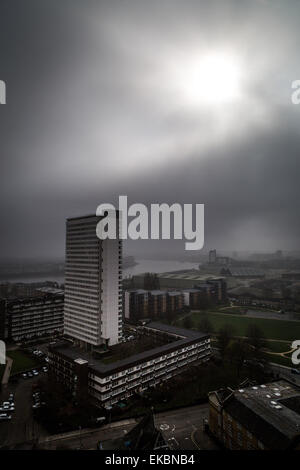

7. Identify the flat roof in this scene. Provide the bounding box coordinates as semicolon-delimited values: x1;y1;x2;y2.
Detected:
149;290;166;295
226;380;300;449
52;323;209;376
224;267;265;276
157;272;224;281
74;358;88;365
145;321;204;339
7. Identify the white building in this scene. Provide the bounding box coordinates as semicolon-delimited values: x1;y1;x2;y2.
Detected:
64;214;122;348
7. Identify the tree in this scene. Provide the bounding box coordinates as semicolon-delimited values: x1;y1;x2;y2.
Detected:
228;339;250;376
246;324;266;351
197;296;214;310
217;324;235;358
165;309;174;324
182;316;193;329
144;273;160;290
199;315;214;334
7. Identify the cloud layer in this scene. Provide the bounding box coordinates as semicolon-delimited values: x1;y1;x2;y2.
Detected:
0;0;300;258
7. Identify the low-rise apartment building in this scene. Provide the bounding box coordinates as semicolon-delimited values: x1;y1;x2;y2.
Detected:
0;289;64;341
124;290;185;321
49;322;211;409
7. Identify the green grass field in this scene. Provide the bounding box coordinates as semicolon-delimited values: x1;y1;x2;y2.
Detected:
264;340;292;353
266;354;292;367
177;311;300;342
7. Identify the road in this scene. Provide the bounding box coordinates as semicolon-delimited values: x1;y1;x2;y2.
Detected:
39;404;217;450
1;357;13;385
0;374;49;448
154;404;215;450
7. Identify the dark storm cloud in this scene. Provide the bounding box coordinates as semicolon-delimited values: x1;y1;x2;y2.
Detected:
0;0;300;258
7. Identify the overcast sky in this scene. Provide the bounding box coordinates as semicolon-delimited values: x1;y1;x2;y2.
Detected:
0;0;300;259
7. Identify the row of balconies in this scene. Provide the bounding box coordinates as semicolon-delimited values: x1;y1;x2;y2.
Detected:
90;354;211;397
11;324;63;334
11;316;63;325
10;309;63;317
99;345;211;384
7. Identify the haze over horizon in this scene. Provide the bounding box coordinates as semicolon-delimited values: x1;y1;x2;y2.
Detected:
1;0;300;260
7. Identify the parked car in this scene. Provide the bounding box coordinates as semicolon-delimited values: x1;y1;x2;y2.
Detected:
0;414;11;421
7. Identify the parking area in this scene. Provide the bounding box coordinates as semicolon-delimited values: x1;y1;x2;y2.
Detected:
0;366;50;448
0;391;15;423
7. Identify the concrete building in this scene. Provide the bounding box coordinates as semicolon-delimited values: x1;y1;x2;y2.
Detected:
124;289;149;320
148;291;167;318
183;289;203;308
124;290;185;321
0;290;64;342
132;272;227;302
64;214;122;348
49;322;211;409
166;291;184;314
208;380;300;450
209;249;217;264
220;267;265;279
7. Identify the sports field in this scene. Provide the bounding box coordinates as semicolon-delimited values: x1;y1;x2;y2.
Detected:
177;311;300;342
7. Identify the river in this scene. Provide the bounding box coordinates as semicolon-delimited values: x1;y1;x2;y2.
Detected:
1;259;199;284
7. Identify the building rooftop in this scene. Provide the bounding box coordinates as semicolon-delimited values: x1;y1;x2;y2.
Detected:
224;380;300;449
222;267;265;277
145;321;204;340
36;287;64;295
157;272;223;281
52;323;209;376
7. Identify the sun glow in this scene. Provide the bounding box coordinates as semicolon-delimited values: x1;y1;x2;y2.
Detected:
173;52;242;107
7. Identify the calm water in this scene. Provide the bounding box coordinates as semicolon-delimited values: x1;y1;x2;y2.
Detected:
123;259;199;278
2;259;199;284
